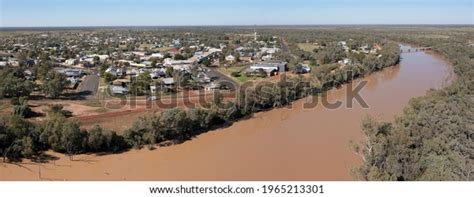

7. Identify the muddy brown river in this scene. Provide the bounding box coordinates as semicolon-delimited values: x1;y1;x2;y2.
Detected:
0;45;455;181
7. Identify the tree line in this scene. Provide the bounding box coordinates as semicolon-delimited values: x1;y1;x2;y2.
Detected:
0;65;69;99
352;27;473;181
0;76;313;162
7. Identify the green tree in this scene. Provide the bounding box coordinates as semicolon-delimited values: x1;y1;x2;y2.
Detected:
165;67;174;77
0;68;34;98
42;71;69;98
11;97;34;118
104;72;117;83
87;125;106;152
129;72;152;96
60;121;87;160
48;104;72;118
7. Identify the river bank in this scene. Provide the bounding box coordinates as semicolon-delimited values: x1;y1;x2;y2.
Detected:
0;45;455;181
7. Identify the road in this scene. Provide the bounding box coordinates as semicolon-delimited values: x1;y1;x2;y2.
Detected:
78;71;100;99
280;37;297;59
207;68;240;91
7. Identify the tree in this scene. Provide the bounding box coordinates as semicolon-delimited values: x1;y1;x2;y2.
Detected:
60;121;87;160
11;97;34;118
129;72;152;96
42;71;69;98
0;119;14;162
0;116;39;162
93;56;100;65
202;58;211;67
104;72;117;83
165;67;174;77
174;54;186;60
87;125;106;152
0;68;34;98
48;104;72;118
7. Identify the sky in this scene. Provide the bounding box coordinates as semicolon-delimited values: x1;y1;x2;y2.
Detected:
0;0;473;27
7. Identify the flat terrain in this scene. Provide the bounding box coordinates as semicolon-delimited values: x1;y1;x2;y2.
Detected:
297;43;318;53
0;47;455;180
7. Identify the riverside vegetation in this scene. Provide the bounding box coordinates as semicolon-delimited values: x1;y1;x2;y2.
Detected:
0;29;401;163
351;27;473;181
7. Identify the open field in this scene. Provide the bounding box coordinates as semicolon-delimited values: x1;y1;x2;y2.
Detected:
297;43;319;53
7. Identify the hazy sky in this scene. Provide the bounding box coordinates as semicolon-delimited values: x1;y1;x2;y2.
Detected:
1;0;473;27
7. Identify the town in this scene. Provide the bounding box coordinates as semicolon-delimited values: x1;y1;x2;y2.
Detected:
0;0;472;189
0;27;405;161
0;28;391;105
8;26;465;183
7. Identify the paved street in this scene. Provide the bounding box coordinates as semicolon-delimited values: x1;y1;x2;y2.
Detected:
78;72;100;99
207;68;240;91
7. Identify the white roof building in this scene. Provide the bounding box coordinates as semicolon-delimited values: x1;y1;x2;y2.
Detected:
225;55;236;62
151;53;164;59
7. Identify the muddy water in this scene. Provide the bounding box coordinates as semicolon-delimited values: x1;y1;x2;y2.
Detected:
0;45;455;181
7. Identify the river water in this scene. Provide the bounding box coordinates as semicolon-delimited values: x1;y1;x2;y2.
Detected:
0;45;455;180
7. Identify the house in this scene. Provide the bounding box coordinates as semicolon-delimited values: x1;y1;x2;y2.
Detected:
150;53;164;59
126;68;139;77
80;57;95;65
235;46;246;52
25;59;36;67
208;48;222;54
65;58;78;66
161;77;175;91
110;85;128;95
141;61;154;67
261;54;273;61
7;59;19;67
105;66;125;77
149;68;166;79
88;54;109;62
24;70;34;80
172;64;191;72
250;63;278;74
58;68;83;78
249;61;287;76
130;62;150;68
132;51;146;57
338;58;352;65
239;56;253;63
0;61;6;68
163;58;194;66
205;82;220;91
66;77;80;89
260;47;280;54
225;55;236;63
193;72;211;83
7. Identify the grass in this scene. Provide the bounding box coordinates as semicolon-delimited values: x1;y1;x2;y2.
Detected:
297;43;319;53
236;75;256;83
219;66;246;75
156;47;173;52
218;66;255;83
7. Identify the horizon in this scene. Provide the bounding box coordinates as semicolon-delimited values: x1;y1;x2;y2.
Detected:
1;0;473;27
1;24;473;29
